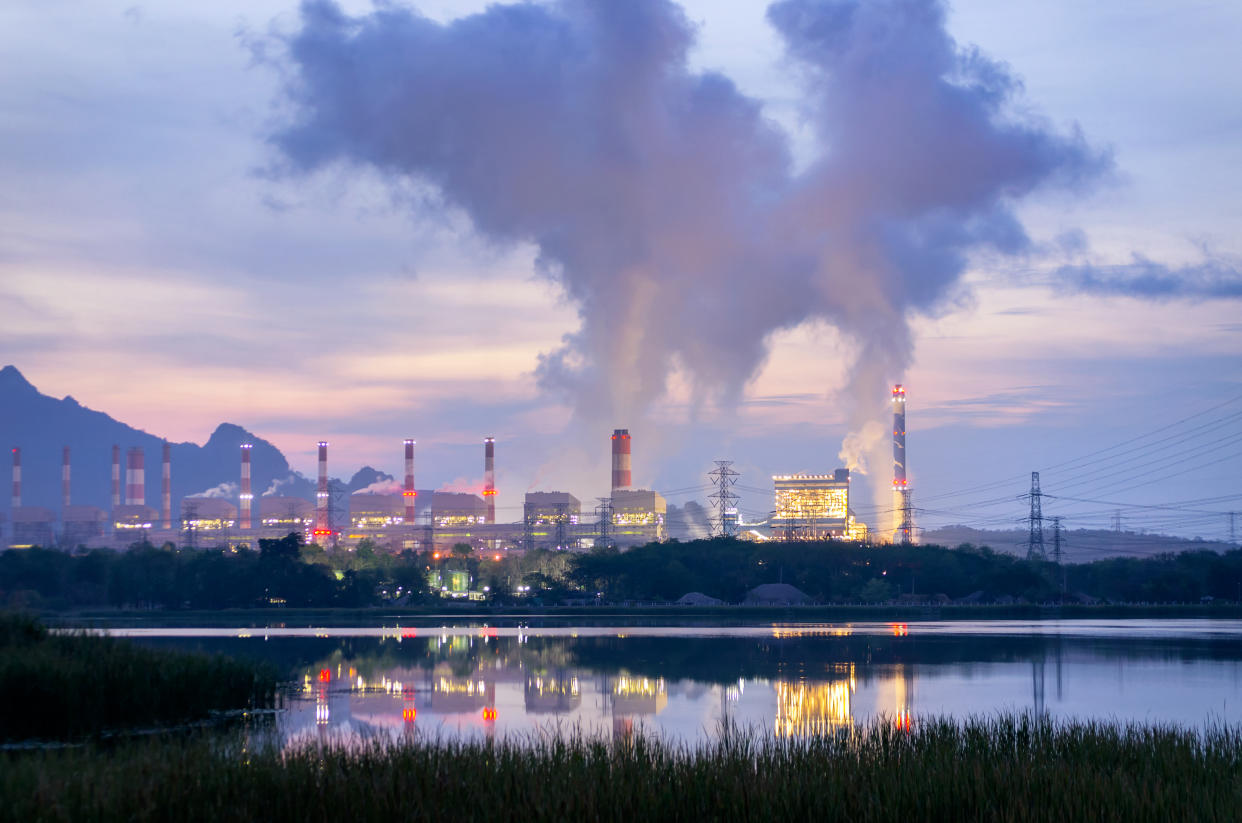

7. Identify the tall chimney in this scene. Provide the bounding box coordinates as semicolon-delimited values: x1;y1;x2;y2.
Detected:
403;439;416;523
483;437;496;524
892;385;912;544
126;448;145;506
240;444;252;530
161;442;172;530
314;441;329;537
11;447;20;510
62;446;71;510
111;445;121;508
611;429;631;494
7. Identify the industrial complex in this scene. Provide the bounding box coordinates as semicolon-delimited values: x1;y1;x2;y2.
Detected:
5;388;916;552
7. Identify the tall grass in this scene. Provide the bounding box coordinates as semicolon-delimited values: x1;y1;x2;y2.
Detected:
3;715;1240;821
0;613;278;742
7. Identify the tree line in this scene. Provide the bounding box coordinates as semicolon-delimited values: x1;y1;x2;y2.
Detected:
2;534;1241;610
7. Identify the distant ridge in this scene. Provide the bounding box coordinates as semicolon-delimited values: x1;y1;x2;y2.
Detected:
922;524;1234;563
0;365;314;516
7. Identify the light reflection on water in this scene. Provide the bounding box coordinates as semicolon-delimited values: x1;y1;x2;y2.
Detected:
111;620;1242;744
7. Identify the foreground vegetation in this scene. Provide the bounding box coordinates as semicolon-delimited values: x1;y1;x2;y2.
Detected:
4;715;1240;821
5;534;1242;610
0;613;278;742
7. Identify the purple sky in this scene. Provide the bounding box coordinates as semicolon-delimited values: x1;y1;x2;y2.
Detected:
1;0;1239;540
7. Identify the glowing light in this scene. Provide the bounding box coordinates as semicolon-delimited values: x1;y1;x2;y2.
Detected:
319;668;331;683
481;708;497;721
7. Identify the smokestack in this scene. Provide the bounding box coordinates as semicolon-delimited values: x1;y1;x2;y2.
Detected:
11;447;20;510
111;445;120;508
483;437;496;525
611;429;631;494
315;441;329;537
126;448;145;507
892;385;912;544
62;446;71;510
240;444;252;530
403;439;416;524
161;442;172;530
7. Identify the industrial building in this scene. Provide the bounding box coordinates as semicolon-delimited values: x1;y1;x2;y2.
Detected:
180;498;238;544
772;470;867;541
523;492;581;550
611;488;667;544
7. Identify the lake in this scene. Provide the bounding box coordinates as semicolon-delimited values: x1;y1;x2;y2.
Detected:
112;619;1242;743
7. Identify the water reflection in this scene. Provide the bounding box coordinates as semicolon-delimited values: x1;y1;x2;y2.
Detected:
118;621;1242;744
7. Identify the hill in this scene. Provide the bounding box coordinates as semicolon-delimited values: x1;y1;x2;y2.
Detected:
0;365;310;518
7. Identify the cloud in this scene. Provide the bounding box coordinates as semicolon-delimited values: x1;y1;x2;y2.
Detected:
1058;255;1242;300
268;0;1107;470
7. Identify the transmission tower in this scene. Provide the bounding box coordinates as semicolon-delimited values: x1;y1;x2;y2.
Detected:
1230;511;1237;547
707;460;740;538
595;497;613;547
554;504;568;549
1026;471;1045;561
522;501;535;552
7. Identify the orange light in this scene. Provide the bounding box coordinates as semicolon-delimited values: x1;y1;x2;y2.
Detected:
493;554;501;561
482;489;496;495
319;668;331;682
403;708;417;722
433;552;440;559
481;708;497;721
403;490;417;497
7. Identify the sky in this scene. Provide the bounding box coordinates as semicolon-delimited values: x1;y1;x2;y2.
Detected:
1;0;1239;541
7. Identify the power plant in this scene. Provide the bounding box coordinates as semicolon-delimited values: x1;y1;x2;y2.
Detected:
3;387;914;551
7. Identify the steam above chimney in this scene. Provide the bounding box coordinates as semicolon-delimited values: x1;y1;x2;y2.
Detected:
483;437;496;525
403;439;416;524
240;444;252;530
611;429;631;494
161;442;172;530
126;448;145;507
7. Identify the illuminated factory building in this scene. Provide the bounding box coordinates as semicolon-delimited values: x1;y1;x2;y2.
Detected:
180;498;237;534
611;488;667;543
772;470;867;541
523;492;581;550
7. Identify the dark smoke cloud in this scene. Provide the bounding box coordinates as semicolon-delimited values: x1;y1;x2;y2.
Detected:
270;0;1107;455
1058;256;1242;300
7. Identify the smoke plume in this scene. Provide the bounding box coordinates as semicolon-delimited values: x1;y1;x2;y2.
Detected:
271;0;1106;450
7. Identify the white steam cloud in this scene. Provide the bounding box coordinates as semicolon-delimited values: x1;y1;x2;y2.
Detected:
270;0;1107;487
194;481;239;499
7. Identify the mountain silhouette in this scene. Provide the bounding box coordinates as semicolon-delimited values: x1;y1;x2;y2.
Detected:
0;365;308;518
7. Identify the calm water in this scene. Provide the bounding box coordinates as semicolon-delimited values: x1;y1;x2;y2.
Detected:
113;620;1242;743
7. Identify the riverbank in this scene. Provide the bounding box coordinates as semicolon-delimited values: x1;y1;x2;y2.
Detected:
3;715;1237;821
0;613;279;742
41;601;1242;629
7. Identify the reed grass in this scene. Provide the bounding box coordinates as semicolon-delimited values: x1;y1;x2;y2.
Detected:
0;613;278;742
3;714;1240;821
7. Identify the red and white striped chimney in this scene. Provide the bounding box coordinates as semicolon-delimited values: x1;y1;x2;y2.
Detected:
62;446;71;510
240;444;252;530
111;445;121;508
314;441;329;536
483;437;496;524
403;439;416;523
11;447;20;510
126;448;145;507
611;429;631;494
161;442;172;530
